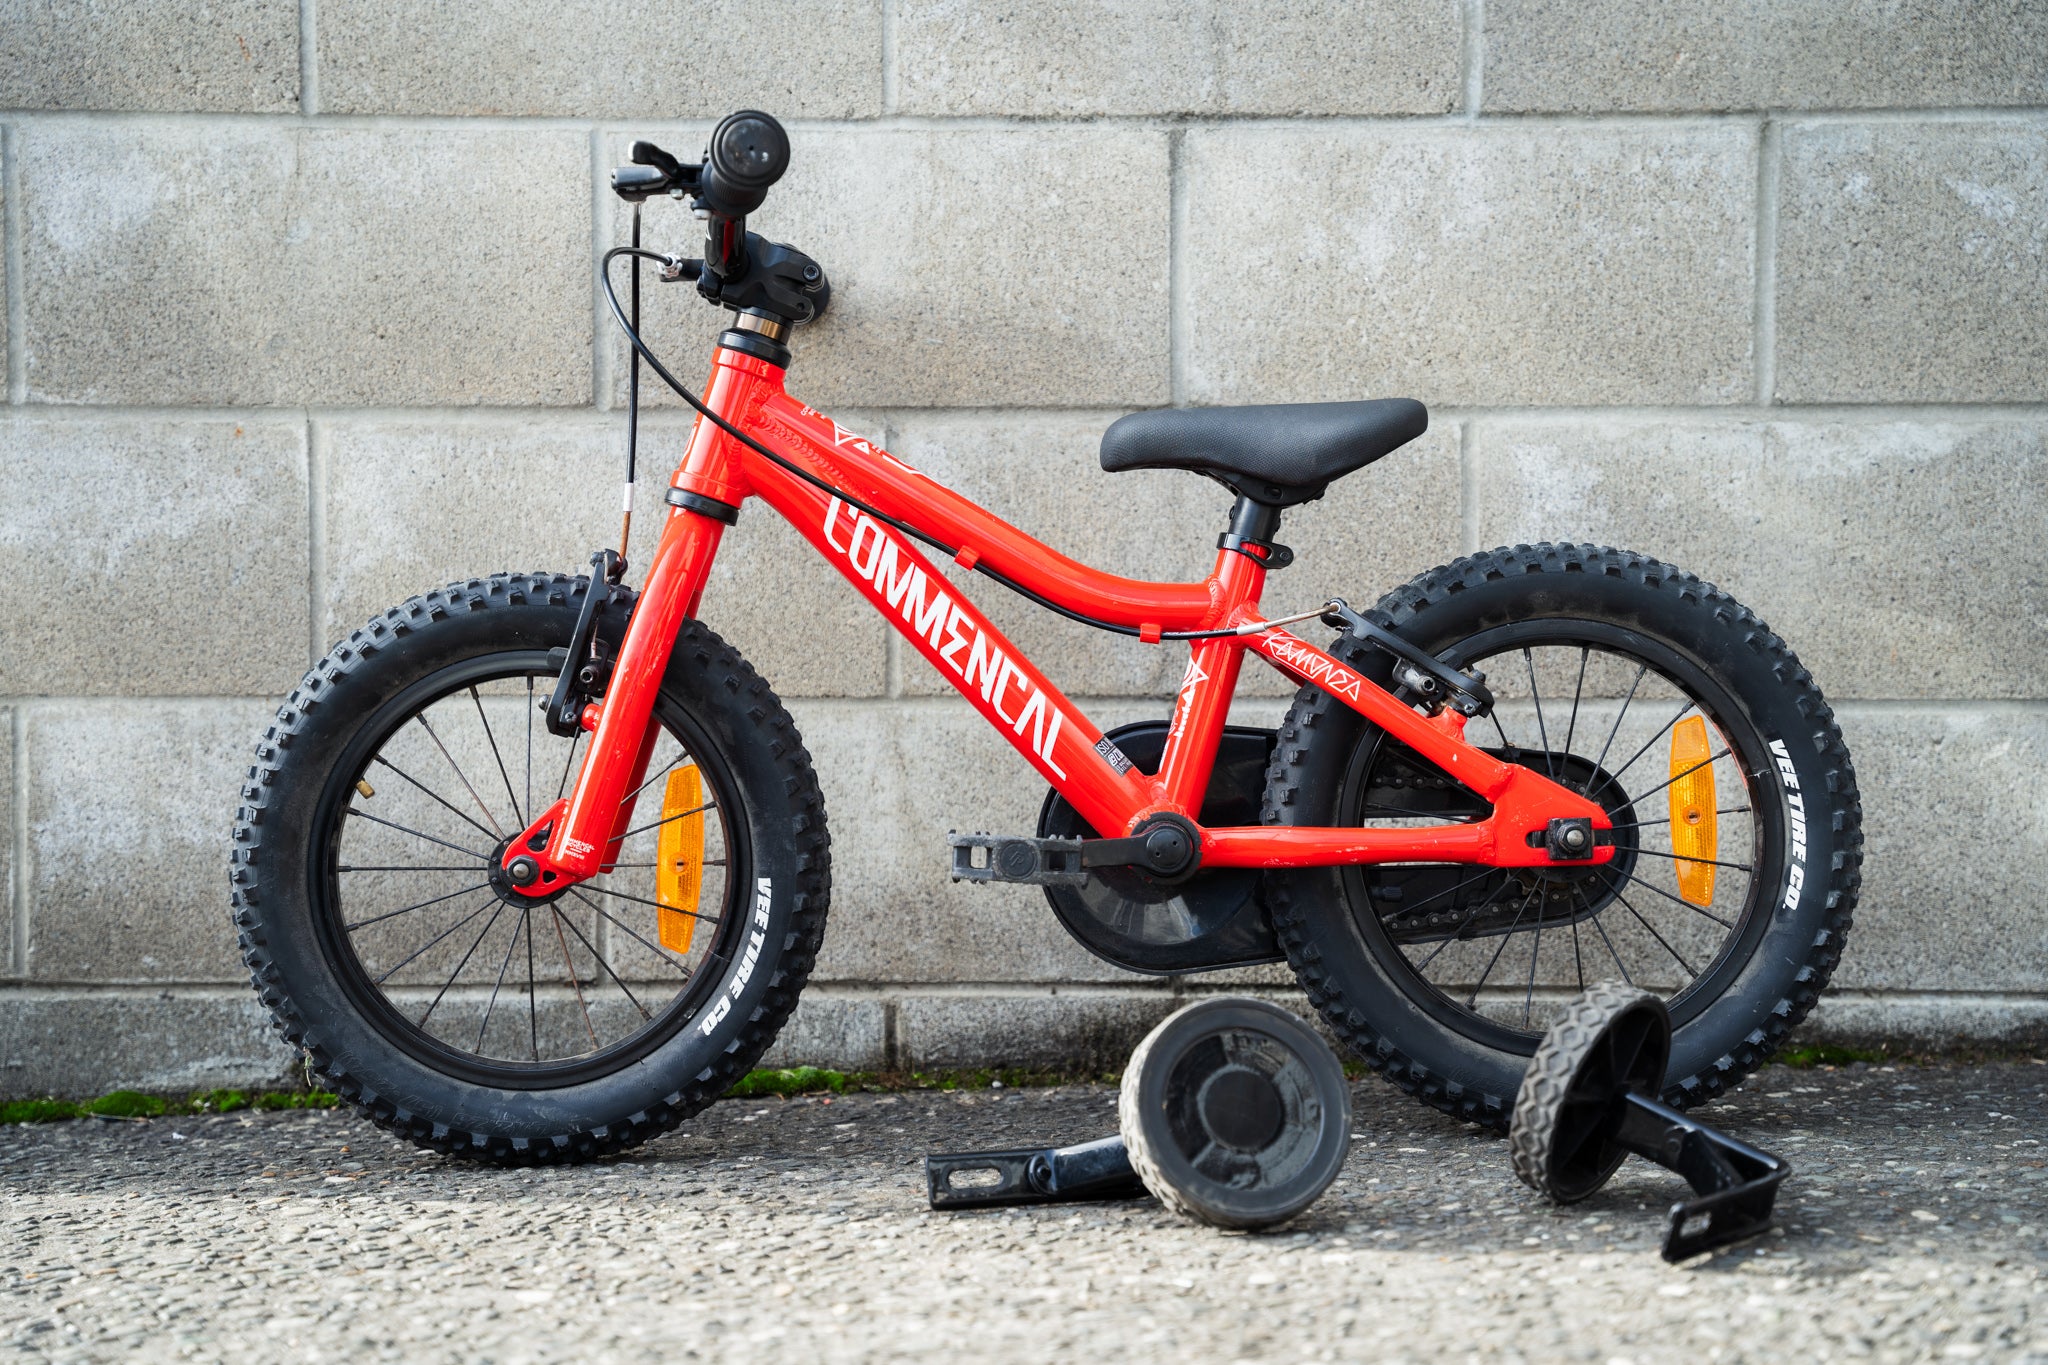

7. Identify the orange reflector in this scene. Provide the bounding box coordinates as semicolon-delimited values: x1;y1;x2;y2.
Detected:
1668;715;1718;906
655;765;706;954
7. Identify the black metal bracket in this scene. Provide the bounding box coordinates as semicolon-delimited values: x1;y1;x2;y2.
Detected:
1217;531;1294;571
1615;1091;1790;1262
1320;598;1493;718
927;1135;1145;1210
542;550;619;738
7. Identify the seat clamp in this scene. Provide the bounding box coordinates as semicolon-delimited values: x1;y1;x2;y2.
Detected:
1217;531;1293;571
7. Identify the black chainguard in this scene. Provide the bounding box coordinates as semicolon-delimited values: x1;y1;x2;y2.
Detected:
1614;1091;1791;1262
926;1135;1145;1210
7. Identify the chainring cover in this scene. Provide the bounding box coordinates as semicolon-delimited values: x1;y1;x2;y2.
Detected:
1036;722;1282;974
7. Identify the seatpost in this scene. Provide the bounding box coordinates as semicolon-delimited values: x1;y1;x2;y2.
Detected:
1227;495;1281;546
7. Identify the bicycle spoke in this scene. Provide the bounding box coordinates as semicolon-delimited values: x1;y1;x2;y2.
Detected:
554;903;653;1022
338;864;474;873
621;751;690;809
344;881;492;932
1569;911;1585;995
1411;886;1506;974
616;800;718;843
1629;846;1752;874
373;897;496;985
420;902;506;1028
1614;747;1732;808
346;809;492;861
1489;710;1514;752
584;882;721;926
1610;867;1738;928
524;904;539;1062
556;730;582;803
1584;663;1649;795
1466;885;1540;1008
471;685;525;828
550;906;599;1049
416;714;504;838
1524;912;1543;1027
1606;878;1697;977
525;676;534;831
1604;806;1750;831
1524;649;1555;779
1584;894;1635;987
369;755;499;843
1587;699;1696;802
567;889;694;975
1561;647;1589;767
476;905;527;1053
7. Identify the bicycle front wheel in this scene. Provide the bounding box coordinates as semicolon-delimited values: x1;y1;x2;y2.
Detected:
231;572;831;1162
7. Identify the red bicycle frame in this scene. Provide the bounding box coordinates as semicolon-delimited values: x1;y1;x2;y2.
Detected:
500;342;1613;896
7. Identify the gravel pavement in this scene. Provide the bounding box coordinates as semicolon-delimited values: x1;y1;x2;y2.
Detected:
3;1060;2044;1363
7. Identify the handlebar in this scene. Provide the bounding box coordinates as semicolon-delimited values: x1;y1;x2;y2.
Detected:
607;110;825;328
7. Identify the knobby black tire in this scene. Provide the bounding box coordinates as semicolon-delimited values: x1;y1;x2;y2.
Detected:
1261;543;1862;1132
229;572;831;1164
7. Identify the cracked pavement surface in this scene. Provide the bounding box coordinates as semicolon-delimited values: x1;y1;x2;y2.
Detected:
3;1060;2044;1362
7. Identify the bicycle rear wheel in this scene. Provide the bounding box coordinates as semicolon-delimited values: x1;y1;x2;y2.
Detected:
1263;544;1861;1130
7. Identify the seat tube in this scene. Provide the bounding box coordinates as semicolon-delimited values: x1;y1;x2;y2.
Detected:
1156;545;1264;815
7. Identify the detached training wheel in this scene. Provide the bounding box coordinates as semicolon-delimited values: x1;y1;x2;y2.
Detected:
1510;983;1791;1261
1509;981;1670;1201
1119;997;1351;1229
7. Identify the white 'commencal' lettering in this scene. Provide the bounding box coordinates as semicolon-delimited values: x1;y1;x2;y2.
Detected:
824;498;1068;777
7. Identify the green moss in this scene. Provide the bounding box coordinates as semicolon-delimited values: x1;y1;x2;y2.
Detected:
1;1099;82;1124
84;1091;166;1118
1776;1044;1895;1069
192;1089;252;1114
250;1090;339;1111
727;1067;848;1098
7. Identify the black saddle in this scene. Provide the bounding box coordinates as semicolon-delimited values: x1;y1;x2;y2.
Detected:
1099;399;1429;506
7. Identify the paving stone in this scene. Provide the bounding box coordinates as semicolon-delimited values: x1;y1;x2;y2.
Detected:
0;989;294;1095
1775;119;2048;402
0;416;309;696
1184;125;1756;406
1470;415;2048;698
0;1065;2043;1361
613;126;1170;408
320;416;884;697
895;0;1459;116
1805;991;2048;1052
18;124;590;406
0;0;299;112
25;703;272;984
1485;0;2048;113
1823;706;2048;995
886;410;1460;699
317;0;880;117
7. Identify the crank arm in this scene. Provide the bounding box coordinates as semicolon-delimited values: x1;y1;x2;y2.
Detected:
926;1135;1145;1210
1321;599;1492;717
1613;1091;1791;1262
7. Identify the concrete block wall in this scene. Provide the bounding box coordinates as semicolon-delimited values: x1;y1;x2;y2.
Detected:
1;1;2043;1094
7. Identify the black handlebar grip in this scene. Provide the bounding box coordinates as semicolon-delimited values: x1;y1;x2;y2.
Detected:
697;110;789;219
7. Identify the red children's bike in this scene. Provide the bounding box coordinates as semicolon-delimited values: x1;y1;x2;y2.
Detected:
231;113;1862;1162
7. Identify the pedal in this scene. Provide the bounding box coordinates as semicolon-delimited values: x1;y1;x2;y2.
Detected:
948;832;1088;887
927;1135;1144;1210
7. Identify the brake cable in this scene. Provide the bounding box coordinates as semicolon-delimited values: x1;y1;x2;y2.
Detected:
598;248;1336;644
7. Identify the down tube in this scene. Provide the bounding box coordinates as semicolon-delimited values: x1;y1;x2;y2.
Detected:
753;470;1162;836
